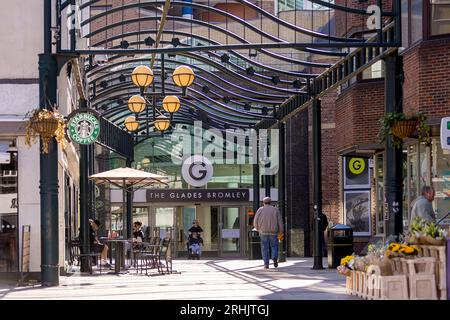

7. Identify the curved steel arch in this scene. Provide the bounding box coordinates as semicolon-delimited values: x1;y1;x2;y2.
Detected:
99;84;270;125
83;15;338;67
88;56;302;95
89;55;302;97
90;32;326;76
80;0;363;44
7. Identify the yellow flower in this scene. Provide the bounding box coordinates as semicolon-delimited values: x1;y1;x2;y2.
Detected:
391;244;400;252
404;247;415;254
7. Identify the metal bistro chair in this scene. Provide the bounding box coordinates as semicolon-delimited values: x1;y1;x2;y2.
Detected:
136;237;162;275
70;239;102;274
158;227;175;274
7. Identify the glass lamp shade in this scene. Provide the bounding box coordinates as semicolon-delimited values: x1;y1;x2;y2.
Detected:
172;65;195;87
141;157;150;167
128;95;146;113
154;115;170;132
124;116;139;132
131;65;154;88
162;95;181;113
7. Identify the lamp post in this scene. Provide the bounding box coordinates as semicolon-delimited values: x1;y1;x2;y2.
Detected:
123;56;195;135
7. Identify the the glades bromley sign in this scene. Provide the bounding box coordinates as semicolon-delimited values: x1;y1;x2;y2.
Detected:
68;112;100;145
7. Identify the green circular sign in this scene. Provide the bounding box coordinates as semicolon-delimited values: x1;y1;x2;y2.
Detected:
349;158;365;175
68;113;100;145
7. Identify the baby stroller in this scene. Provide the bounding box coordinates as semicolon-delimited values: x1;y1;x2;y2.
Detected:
187;233;203;260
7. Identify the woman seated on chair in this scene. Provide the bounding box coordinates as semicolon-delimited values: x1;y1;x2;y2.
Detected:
89;219;110;267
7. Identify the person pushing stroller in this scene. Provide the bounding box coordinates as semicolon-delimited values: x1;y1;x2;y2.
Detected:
187;220;204;259
187;232;203;259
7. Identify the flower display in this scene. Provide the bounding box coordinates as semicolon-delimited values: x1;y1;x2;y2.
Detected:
337;255;354;277
386;242;420;258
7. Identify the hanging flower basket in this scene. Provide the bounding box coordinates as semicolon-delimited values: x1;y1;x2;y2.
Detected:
25;108;67;154
391;119;418;139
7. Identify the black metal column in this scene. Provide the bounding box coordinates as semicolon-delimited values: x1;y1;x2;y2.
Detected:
278;122;287;261
39;0;59;286
126;159;133;239
88;144;95;219
79;99;91;272
252;130;260;213
384;53;404;238
312;98;323;269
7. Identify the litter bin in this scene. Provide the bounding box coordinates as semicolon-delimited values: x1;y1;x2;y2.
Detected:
327;224;353;268
248;230;262;260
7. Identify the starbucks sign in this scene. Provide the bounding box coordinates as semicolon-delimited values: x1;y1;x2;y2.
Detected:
68;112;100;145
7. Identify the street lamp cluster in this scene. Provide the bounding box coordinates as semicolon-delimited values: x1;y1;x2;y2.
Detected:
124;64;195;133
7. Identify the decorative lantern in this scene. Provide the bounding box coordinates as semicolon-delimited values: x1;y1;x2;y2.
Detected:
124;116;139;132
172;65;195;88
131;65;154;88
128;95;146;113
162;95;181;113
154;115;170;132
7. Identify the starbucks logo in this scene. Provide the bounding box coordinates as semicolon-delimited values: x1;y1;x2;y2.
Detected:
68;113;100;145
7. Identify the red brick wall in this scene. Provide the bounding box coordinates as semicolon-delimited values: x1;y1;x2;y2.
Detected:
335;81;385;151
403;38;450;120
335;0;393;37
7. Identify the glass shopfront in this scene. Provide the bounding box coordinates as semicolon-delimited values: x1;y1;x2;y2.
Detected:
404;138;450;225
128;203;254;257
0;139;18;273
104;123;279;257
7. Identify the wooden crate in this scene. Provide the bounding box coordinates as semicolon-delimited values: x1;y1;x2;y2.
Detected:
346;273;353;295
366;274;379;300
417;245;446;300
405;257;438;300
350;270;358;295
380;275;409;300
356;271;367;298
366;265;408;300
391;257;408;275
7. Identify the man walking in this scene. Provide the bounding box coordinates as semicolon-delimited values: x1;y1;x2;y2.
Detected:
253;197;284;269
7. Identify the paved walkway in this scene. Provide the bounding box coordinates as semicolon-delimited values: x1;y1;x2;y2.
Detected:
0;258;359;300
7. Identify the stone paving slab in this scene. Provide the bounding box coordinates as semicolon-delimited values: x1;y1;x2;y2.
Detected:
0;258;359;300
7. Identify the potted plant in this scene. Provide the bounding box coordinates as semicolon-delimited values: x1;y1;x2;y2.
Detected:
378;112;431;148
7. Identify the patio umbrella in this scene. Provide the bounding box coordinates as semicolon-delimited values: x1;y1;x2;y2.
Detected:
89;167;169;239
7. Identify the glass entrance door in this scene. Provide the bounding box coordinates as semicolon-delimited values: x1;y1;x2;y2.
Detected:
219;207;242;256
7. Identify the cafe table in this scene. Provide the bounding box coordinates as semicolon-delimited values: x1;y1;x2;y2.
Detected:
99;237;132;274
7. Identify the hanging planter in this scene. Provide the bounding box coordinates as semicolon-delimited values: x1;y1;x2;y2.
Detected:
391;119;418;139
25;108;68;154
378;112;431;149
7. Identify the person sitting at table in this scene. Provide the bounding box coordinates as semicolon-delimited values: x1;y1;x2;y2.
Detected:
133;221;145;242
89;219;110;267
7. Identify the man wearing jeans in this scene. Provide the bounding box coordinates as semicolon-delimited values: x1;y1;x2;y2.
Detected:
253;197;284;269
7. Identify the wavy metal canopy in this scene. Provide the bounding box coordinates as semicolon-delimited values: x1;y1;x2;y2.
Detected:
58;0;400;139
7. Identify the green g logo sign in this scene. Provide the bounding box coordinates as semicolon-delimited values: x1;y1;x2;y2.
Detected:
349;158;365;175
68;112;100;145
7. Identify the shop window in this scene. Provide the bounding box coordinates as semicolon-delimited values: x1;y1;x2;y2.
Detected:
374;153;385;235
430;0;450;37
0;140;18;273
431;138;450;224
362;60;384;80
401;0;423;49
